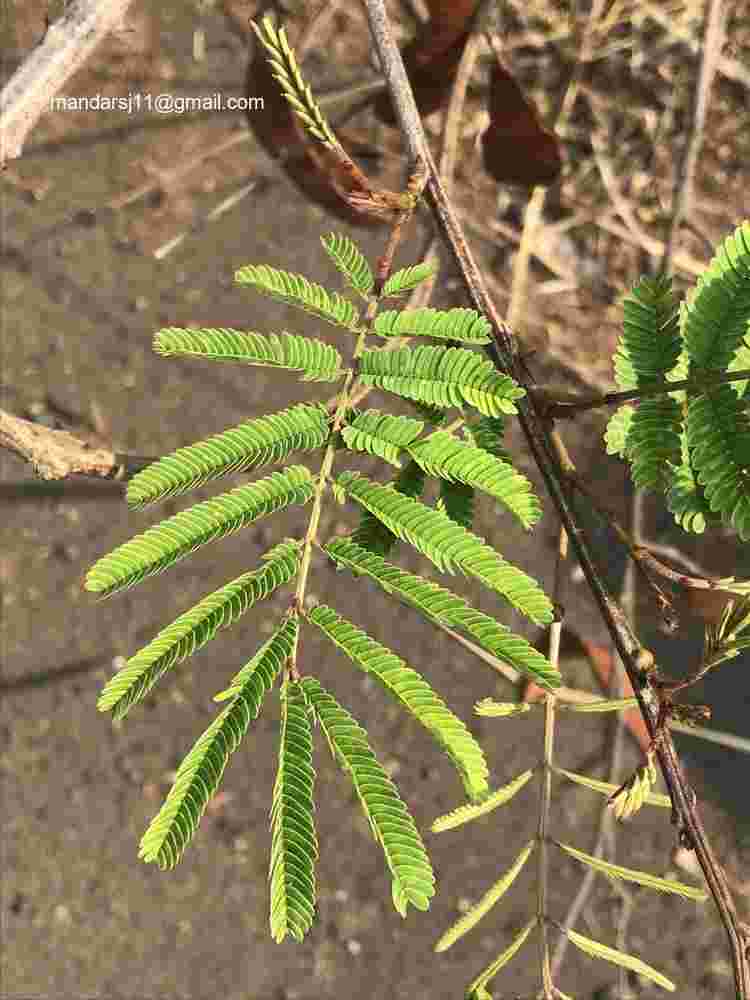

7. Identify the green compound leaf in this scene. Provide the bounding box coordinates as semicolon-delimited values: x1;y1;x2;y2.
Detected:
604;404;635;458
154;328;345;383
626;394;683;491
348;459;426;558
138;615;296;869
682;220;750;372
320;232;373;298
373;307;492;344
613;273;681;390
554;840;707;902
434;840;535;952
563;925;676;992
336;472;554;625
359;344;525;417
235;263;362;333
270;680;319;943
87;467;313;599
408;431;542;530
300;676;435;915
306;603;489;801
381;262;438;298
340;408;424;468
665;429;714;535
126;402;329;509
686;385;750;540
608;274;684;488
97;541;300;721
432;770;535;833
323;538;559;689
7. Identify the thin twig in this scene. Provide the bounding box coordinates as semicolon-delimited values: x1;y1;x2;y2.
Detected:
660;0;726;271
0;408;151;482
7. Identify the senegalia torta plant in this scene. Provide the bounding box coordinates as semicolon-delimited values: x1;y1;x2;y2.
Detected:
84;16;561;946
82;16;750;995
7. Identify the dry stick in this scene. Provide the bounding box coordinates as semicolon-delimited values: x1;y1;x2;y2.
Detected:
296;0;348;53
153;178;261;260
362;2;750;996
659;0;726;273
0;409;151;482
0;0;138;166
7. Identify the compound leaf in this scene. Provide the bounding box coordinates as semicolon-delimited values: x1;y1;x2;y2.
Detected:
306;603;489;800
323;538;559;689
138;616;296;868
300;676;435;915
270;679;319;942
126;403;329;508
97;541;300;720
434;841;535;952
373;307;492;344
359;345;525;417
408;431;542;529
87;468;312;598
320;232;373;298
337;472;553;625
235;264;362;333
154;328;345;383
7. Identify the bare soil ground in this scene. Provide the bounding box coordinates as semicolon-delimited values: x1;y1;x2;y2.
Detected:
3;2;750;998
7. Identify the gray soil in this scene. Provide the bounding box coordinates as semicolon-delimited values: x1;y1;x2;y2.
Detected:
3;4;750;999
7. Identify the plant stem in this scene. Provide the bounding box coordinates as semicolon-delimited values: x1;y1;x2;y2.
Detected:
540;367;750;419
290;178;423;672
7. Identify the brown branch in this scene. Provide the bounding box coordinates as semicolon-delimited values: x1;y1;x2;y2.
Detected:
363;2;750;996
0;409;152;482
536;367;750;420
566;467;745;618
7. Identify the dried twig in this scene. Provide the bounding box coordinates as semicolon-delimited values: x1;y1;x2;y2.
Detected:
1;0;138;166
660;0;727;271
0;409;150;482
